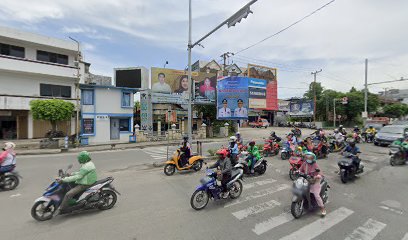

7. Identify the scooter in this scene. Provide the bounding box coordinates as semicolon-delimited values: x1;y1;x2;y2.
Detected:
163;149;204;176
281;142;295;160
31;165;120;221
329;138;345;152
236;151;267;175
389;145;407;166
364;132;375;143
290;172;329;219
288;155;304;180
0;165;22;191
313;138;329;159
338;153;364;183
263;139;280;157
190;168;243;210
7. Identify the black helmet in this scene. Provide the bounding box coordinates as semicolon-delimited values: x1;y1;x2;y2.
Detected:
249;140;255;146
183;135;188;141
270;131;276;136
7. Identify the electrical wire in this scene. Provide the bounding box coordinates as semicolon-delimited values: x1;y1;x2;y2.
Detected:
234;0;336;55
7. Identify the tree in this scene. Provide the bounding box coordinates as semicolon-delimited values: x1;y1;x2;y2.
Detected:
383;103;408;118
30;99;75;131
134;101;140;112
304;82;324;100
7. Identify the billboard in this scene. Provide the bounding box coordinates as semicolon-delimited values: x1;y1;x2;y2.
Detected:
114;67;149;89
217;76;249;120
248;78;267;109
289;99;314;117
248;64;278;110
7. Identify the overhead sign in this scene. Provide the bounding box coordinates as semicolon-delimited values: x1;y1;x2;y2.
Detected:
217;76;249;120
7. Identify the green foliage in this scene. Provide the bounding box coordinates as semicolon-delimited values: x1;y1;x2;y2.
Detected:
304;82;324;100
383;103;408;118
30;99;75;131
134;101;140;111
195;105;234;133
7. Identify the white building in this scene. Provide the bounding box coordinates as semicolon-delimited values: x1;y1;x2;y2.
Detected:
0;25;86;139
80;84;137;145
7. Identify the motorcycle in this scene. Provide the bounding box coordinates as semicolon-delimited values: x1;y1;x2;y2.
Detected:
329;138;345;152
163;148;204;176
281;142;296;160
288;155;304;180
389;145;407;166
0;166;22;191
352;132;362;143
31;165;120;221
236;151;267;175
190;168;243;210
338;153;364;183
263;139;280;157
363;132;375;143
313;138;329;159
290;172;329;219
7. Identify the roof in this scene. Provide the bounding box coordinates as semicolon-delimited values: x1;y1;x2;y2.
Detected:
79;84;138;92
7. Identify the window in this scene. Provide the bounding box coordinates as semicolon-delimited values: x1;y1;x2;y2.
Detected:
82;119;94;135
0;43;25;58
37;50;68;65
119;118;130;132
40;84;71;98
122;92;132;107
82;89;94;105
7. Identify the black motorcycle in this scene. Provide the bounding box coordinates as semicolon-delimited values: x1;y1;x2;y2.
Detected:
0;166;22;191
389;145;407;166
291;172;329;219
235;152;267;175
338;153;364;183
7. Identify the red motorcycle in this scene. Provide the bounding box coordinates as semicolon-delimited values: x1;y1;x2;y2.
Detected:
263;139;280;157
313;138;329;159
288;155;305;180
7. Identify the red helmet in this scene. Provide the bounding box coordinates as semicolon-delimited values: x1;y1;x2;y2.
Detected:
216;148;228;159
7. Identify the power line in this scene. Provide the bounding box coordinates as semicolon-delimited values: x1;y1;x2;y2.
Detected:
367;77;408;86
234;0;336;55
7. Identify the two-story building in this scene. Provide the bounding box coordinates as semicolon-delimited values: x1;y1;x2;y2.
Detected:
0;25;86;139
79;84;137;145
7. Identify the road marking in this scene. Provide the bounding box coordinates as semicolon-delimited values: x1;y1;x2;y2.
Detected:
143;149;168;154
379;205;403;215
402;233;408;240
244;179;276;189
252;212;293;235
232;199;281;220
278;207;354;240
344;218;386;240
10;193;21;198
224;184;289;208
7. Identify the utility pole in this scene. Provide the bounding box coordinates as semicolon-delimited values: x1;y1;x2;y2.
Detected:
311;69;322;124
69;37;81;146
221;52;234;76
364;59;368;120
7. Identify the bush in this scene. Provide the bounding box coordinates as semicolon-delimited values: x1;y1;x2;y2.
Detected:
207;149;217;156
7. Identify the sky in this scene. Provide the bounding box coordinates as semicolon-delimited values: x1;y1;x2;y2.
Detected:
1;0;407;99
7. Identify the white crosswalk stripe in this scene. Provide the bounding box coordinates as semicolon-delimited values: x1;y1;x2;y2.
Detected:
252;212;293;235
142;147;175;160
402;233;408;240
344;218;386;240
244;179;276;189
232;200;281;220
278;207;354;240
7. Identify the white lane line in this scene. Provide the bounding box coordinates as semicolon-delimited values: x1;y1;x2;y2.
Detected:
224;184;289;208
278;207;354;240
244;179;276;189
402;233;408;240
232;200;281;220
10;193;21;198
252;212;293;235
344;218;386;240
379;205;403;215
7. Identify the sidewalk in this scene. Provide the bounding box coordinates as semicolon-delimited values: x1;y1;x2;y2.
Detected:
16;137;229;156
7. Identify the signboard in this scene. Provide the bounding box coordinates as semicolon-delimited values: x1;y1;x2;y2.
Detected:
96;115;109;120
140;90;153;133
217;76;249;120
289;99;314;117
247;64;278;110
342;97;348;104
248;78;267;108
115;68;142;88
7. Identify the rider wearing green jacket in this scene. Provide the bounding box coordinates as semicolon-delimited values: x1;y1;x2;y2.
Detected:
247;140;261;173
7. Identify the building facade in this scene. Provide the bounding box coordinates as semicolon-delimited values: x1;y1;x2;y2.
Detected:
0;25;86;139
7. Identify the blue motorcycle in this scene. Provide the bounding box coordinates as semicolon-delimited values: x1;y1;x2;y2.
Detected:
31;164;120;221
190;168;243;210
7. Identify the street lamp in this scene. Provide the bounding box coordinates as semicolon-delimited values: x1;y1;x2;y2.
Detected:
69;36;81;145
187;0;258;141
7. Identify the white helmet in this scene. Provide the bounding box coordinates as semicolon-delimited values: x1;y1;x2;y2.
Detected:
230;136;237;142
4;142;15;150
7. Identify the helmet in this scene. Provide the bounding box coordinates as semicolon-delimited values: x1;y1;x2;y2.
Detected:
4;142;15;150
230;136;237;142
77;151;91;164
249;140;256;146
354;125;358;128
369;125;373;128
339;125;343;128
334;129;339;133
270;131;276;136
348;139;356;147
183;135;189;141
216;148;228;159
287;132;293;136
305;152;316;164
235;132;241;137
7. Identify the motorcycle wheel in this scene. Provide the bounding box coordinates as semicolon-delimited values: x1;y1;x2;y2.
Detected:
291;200;304;219
190;190;209;210
281;152;289;160
229;180;243;199
31;201;55;221
2;175;19;190
257;162;267;175
390;157;395;166
98;189;117;210
340;171;348;184
192;160;203;171
164;164;176;176
289;169;297;180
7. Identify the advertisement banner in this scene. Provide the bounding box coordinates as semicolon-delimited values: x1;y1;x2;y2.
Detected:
217;77;249;120
249;87;266;99
140;90;153;133
289;99;314;117
248;64;278;110
249;98;266;109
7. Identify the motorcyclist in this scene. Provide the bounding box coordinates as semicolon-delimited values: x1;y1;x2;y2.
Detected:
292;126;302;137
287;132;297;145
305;137;314;152
341;140;361;170
365;125;376;142
0;142;16;180
353;125;360;134
269;131;282;142
391;135;408;160
235;132;244;147
247;140;261;174
299;152;326;216
208;148;232;198
338;125;347;135
229;136;239;165
180;135;191;167
333;129;344;146
56;151;97;215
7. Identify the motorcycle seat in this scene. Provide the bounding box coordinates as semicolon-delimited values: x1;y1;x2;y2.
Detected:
90;177;113;187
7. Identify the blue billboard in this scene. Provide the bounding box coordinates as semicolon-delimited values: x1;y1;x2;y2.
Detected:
289;99;314;117
217;77;249;120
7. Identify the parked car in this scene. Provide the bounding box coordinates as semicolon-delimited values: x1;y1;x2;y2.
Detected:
249;118;269;128
374;125;408;146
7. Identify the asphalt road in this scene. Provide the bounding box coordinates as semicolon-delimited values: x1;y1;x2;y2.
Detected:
1;127;407;240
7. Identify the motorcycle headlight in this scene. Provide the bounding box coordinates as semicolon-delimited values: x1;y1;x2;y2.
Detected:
294;179;303;188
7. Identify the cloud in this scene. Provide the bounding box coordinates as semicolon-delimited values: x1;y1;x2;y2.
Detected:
62;26;111;40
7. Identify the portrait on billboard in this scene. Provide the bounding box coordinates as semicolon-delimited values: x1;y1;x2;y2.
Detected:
198;76;216;100
217;76;248;120
152;71;172;93
218;99;231;117
234;99;248;117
